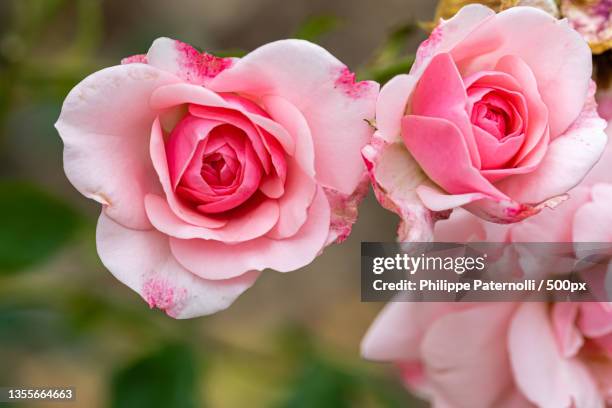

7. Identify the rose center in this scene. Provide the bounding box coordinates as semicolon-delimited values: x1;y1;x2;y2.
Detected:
471;101;509;140
201;152;237;187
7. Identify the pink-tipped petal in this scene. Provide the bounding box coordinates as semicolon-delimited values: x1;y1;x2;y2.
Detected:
362;138;440;242
509;187;590;243
463;194;568;224
323;174;369;245
146;37;233;86
96;212;259;318
55;64;180;230
412;4;497;72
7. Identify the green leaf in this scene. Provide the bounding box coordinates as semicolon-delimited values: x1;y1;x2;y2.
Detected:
360;374;426;408
362;55;416;85
294;15;341;42
71;0;103;56
111;343;200;408
279;359;356;408
0;303;75;349
0;181;81;274
372;24;416;67
358;23;417;85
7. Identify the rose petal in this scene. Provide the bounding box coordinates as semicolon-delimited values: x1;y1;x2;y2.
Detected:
361;139;438;241
146;37;234;86
169;186;330;280
402;115;506;200
412;4;496;73
323;175;369;245
508;302;603;408
433;207;489;241
245;110;295;157
150;82;229;110
178;127;245;200
493;55;549;165
195;133;264;213
464;194;568;224
456;6;592;138
495;82;607;205
573;183;612;243
361;302;462;362
421;304;517;408
149;118;228;228
55;64;180;229
509;186;590;243
165;115;223;188
96;212;259;318
577;303;612;338
434;207;512;242
208;39;378;194
266;159;317;240
551;303;584;358
144;193;279;243
582;124;612;185
411;53;480;168
262;95;315;177
416;185;489;212
376;74;417;143
154;83;295;156
188;105;273;174
472;126;524;172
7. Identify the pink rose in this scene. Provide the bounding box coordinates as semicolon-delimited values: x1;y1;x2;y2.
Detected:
362;301;612;407
56;38;377;318
363;5;608;241
361;125;612;406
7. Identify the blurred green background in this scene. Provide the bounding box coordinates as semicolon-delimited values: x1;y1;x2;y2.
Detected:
0;1;435;407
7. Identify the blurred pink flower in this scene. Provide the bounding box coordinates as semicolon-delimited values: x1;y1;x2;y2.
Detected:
56;38;377;318
561;0;612;54
362;300;612;407
362;124;612;406
363;5;607;241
